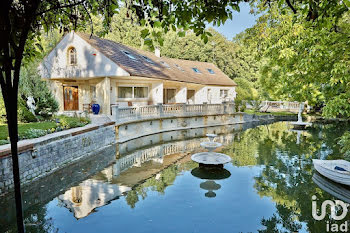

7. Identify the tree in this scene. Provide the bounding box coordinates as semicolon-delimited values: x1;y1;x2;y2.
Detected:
1;1;245;231
2;0;348;231
241;2;350;115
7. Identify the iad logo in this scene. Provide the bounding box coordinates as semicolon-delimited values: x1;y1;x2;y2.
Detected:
312;195;349;232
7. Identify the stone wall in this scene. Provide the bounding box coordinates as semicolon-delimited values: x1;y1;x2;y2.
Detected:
0;122;116;195
0;144;116;232
115;113;274;143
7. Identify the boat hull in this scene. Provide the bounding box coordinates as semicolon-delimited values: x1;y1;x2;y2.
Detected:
312;172;350;203
313;159;350;186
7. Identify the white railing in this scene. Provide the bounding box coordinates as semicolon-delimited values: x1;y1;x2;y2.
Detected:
111;103;236;123
245;101;301;111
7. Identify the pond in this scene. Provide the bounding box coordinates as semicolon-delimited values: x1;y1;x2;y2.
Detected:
1;121;350;233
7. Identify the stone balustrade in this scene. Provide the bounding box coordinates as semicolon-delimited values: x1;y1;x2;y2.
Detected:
245;101;301;111
111;102;236;123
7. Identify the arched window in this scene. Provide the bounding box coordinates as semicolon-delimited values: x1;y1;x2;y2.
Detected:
68;47;77;66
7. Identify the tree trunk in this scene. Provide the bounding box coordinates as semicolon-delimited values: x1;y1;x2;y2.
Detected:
1;75;24;232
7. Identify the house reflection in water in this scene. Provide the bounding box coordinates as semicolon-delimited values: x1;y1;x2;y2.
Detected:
58;129;238;219
58;178;131;219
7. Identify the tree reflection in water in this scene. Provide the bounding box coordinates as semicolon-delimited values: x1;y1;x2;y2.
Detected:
2;122;350;232
221;122;350;232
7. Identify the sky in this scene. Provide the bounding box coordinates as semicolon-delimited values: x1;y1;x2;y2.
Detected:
208;3;260;40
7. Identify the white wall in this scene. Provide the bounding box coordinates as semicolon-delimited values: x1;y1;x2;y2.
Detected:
48;81;64;112
193;86;236;104
195;86;208;104
151;82;163;104
39;32;130;79
175;86;187;103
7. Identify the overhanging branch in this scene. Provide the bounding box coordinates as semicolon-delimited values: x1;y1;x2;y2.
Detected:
286;0;297;14
36;0;86;16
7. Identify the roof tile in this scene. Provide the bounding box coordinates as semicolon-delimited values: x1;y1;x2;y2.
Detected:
76;32;236;86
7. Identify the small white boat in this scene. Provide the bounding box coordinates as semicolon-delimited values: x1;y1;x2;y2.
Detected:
313;159;350;186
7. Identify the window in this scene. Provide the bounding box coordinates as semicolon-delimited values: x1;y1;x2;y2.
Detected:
90;86;96;100
207;68;215;74
142;55;154;64
118;87;133;98
220;89;228;98
160;60;170;68
175;64;184;71
164;89;176;104
118;86;148;99
192;67;201;73
134;87;148;98
68;47;77;66
187;90;195;104
123;51;138;60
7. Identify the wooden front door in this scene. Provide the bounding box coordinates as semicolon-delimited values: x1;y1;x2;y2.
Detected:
63;86;79;111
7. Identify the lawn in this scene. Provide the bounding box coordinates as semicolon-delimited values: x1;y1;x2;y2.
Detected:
0;116;90;145
0;121;57;140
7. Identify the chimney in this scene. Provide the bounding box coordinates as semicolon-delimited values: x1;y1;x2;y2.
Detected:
155;47;161;57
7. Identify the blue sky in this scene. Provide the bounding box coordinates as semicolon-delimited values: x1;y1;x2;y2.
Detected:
208;3;259;40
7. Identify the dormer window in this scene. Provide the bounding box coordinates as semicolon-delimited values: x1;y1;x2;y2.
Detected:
192;68;201;73
207;68;215;74
123;51;138;60
142;55;154;64
160;61;170;68
68;47;77;66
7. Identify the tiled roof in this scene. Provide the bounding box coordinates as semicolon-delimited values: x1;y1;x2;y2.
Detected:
76;32;237;86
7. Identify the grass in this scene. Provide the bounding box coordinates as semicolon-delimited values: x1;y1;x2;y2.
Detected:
0;121;57;140
244;109;297;116
0;116;90;143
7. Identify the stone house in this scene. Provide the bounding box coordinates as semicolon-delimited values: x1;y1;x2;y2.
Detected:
39;31;237;115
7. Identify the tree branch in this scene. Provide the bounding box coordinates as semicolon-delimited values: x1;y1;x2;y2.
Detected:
286;0;297;14
36;0;86;16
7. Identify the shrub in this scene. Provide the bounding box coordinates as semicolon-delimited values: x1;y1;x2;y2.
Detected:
58;116;90;129
20;128;47;139
20;61;59;118
0;140;9;145
18;97;37;123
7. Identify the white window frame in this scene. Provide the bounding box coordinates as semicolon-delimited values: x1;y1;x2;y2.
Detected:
67;47;77;66
220;89;229;99
117;84;149;100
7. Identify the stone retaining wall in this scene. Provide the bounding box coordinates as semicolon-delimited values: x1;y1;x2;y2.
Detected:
115;113;274;143
0;122;115;195
0;144;116;232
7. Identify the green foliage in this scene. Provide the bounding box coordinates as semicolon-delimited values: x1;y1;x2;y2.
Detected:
18;97;37;123
0;140;9;145
0;94;5;124
19;32;62;119
339;132;350;158
0;116;90;141
234;78;258;101
58;116;90;129
21;128;47;140
244;3;350;118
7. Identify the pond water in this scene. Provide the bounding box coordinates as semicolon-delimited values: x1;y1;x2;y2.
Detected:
1;121;350;233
